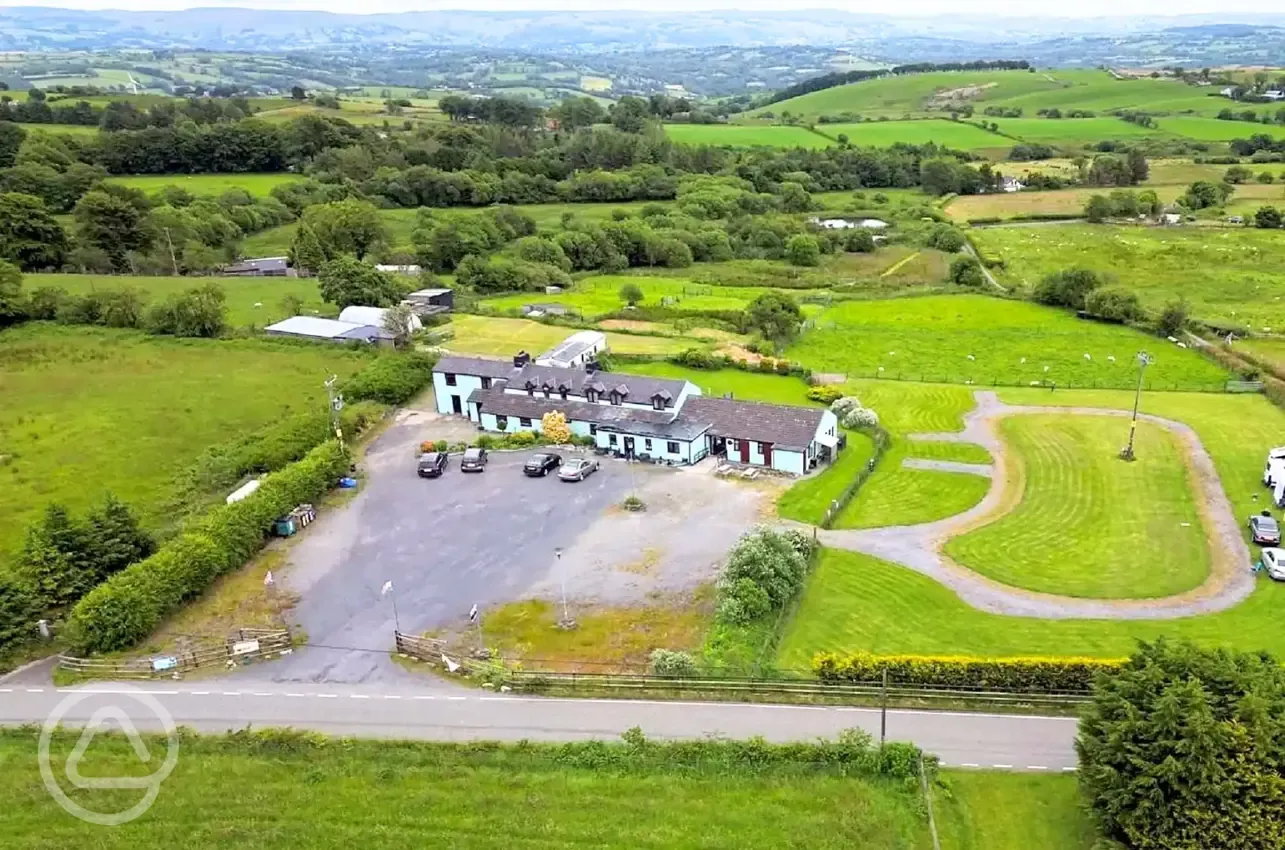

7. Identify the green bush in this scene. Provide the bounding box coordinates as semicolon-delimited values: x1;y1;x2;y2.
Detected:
0;571;40;656
341;351;437;405
812;651;1118;692
67;441;351;653
650;648;698;678
1083;286;1143;323
714;528;813;627
807;385;845;404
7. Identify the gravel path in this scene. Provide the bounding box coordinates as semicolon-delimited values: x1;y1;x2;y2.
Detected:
901;458;994;477
820;391;1255;620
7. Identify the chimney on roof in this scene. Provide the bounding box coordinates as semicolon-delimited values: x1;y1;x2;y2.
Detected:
513;351;530;368
585;359;598;374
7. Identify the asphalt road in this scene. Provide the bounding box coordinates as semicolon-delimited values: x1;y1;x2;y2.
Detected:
0;682;1080;771
273;424;632;683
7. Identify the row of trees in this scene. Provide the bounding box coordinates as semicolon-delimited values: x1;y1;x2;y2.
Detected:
0;94;255;130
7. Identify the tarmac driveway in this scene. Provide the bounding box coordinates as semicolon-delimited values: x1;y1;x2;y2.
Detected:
263;434;634;683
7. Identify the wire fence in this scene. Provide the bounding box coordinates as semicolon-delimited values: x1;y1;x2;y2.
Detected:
822;426;891;529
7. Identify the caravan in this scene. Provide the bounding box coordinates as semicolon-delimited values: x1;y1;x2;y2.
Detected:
1266;448;1285;508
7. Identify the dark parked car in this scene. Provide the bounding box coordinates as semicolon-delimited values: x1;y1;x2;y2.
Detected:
460;447;488;473
1250;512;1281;546
558;458;600;482
417;452;448;478
523;452;563;477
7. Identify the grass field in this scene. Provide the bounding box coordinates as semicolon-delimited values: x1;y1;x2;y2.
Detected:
25;273;331;328
104;173;304;198
3;731;938;850
1157;116;1285;142
776;387;1285;663
480;275;820;319
935;772;1099;850
16;122;100;137
776;430;877;524
0;324;366;560
945;186;1182;220
663;124;831;148
944;415;1208;599
750;70;1083;121
788;294;1229;390
834;438;993;529
989;116;1170;147
971;225;1285;330
815;120;1004;150
445;315;698;357
1237;337;1285;372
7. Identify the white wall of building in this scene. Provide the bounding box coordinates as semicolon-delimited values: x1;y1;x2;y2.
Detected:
433;372;489;418
596;430;701;464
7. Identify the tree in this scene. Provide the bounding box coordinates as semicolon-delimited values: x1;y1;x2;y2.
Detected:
784;234;821;267
0;570;39;654
73;189;153;270
288;223;328;275
1183;180;1233;210
317;255;403;309
380;303;416;349
844;228;876;253
746;291;804;347
0;192;68;270
144;283;227;338
1126;148;1149;184
20;503;93;609
1255;205;1283;229
1225;164;1253;184
1084;194;1113;223
1083;286;1142;322
551;96;606;131
0;260;24;326
1157;299;1189;337
290;85;307;101
298;199;388;260
1033;267;1104;310
925;223;966;253
949;255;984;286
279;293;305;317
0;122;25;169
610;96;650;133
618;281;644;306
1077;640;1285;850
83;494;154;586
541;410;571;444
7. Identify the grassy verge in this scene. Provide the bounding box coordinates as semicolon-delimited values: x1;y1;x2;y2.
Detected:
5;729;937;850
834;439;991;529
934;771;1099;850
945;414;1208;599
776;430;876;524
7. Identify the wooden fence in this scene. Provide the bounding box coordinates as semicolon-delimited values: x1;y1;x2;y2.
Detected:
58;628;292;679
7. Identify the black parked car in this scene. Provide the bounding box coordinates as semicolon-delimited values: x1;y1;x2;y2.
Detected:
417;452;448;478
460;447;488;473
523;452;563;477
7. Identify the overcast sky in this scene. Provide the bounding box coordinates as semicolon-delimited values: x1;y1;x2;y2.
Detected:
0;0;1259;14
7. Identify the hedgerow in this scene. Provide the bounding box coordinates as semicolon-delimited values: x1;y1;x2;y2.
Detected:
812;651;1121;692
340;351;437;405
67;440;351;653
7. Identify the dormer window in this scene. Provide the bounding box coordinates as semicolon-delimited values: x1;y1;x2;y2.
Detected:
609;391;622;406
543;389;551;398
560;389;568;400
585;389;598;403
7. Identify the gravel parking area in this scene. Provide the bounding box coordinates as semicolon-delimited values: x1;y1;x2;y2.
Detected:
259;396;771;684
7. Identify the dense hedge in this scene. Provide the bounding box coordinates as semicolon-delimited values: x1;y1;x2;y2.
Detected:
813;651;1121;692
340;351;437;405
67;441;351;653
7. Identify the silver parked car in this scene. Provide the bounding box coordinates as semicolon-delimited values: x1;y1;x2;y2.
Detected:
558;457;600;482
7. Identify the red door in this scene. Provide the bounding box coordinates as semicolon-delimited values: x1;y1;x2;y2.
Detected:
738;439;750;463
762;442;773;466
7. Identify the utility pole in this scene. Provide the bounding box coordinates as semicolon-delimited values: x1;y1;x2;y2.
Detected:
1120;351;1153;462
880;668;888;747
325;374;344;451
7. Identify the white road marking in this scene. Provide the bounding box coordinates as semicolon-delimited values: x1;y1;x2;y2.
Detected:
222;692;242;696
0;688;12;693
26;688;43;693
190;691;210;695
350;694;370;699
960;763;980;768
448;696;467;701
317;694;338;699
1027;765;1048;770
381;695;402;700
992;764;1013;769
285;693;308;698
1062;766;1078;772
413;695;436;700
252;692;272;697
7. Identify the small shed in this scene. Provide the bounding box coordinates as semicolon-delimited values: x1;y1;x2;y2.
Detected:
403;287;454;314
375;264;422;275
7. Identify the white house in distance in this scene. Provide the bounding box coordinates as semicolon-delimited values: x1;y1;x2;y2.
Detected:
431;353;841;474
338;305;423;335
534;330;607;368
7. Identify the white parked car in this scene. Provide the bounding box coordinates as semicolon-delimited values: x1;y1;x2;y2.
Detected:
1260;548;1285;581
1264;447;1285;487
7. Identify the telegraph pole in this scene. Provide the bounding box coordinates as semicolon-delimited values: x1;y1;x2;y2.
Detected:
1120;351;1153;462
325;374;344;451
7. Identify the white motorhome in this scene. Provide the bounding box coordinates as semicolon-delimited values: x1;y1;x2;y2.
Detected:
1267;448;1285;508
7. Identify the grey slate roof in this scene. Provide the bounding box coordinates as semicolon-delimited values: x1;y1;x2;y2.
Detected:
467;390;709;438
435;355;521;379
680;396;827;450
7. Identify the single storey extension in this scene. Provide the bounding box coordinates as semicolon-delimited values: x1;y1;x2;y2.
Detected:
432;353;840;474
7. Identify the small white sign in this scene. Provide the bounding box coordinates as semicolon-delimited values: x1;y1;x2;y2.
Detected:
151;656;178;672
231;639;260;656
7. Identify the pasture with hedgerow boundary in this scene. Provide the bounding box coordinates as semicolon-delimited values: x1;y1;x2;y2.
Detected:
10;50;1285;850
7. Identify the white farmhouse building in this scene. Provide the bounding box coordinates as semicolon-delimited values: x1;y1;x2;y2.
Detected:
431;353;841;475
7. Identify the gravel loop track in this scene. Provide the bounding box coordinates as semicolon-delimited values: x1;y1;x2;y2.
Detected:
820;391;1255;620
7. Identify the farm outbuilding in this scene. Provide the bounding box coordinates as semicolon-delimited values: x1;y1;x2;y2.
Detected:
338;306;422;335
265;316;394;346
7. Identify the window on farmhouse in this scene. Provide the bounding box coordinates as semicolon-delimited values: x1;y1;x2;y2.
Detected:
481;377;492;390
496;415;508;429
445;373;457;386
520;417;532;427
667;442;679;454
